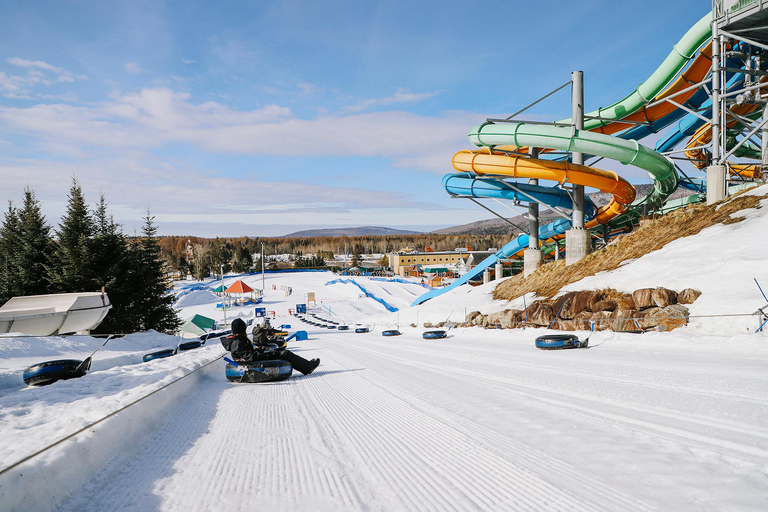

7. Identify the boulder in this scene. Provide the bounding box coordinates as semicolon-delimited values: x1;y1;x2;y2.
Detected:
678;288;702;304
466;311;482;323
552;290;603;320
423;322;433;328
652;287;678;308
409;323;417;328
473;314;485;326
552;292;577;319
635;307;662;330
591;311;613;331
552;319;577;331
572;311;594;331
655;304;689;332
526;301;554;327
632;288;655;310
612;309;641;332
593;299;617;312
616;297;637;311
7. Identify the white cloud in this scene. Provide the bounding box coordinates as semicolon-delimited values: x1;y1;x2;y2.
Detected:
344;88;441;112
0;87;475;172
124;62;144;74
0;58;87;98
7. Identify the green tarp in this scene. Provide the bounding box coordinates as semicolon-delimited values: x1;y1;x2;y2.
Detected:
212;285;225;293
180;314;216;335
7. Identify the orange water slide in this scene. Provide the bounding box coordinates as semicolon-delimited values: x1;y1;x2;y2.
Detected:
452;148;636;229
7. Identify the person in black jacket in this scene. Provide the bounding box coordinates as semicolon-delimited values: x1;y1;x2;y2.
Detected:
222;318;320;375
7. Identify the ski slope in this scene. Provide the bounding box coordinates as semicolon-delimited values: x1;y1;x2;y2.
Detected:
3;187;768;511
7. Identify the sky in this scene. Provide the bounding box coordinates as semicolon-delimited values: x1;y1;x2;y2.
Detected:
0;0;711;237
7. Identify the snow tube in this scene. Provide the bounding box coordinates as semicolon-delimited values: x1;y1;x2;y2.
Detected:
178;341;202;351
423;330;447;339
225;359;293;383
327;325;337;329
535;334;585;350
143;349;175;362
338;325;349;330
382;330;401;336
23;358;90;386
355;327;370;333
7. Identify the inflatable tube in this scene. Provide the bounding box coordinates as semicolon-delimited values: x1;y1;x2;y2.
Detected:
23;358;89;386
422;330;447;339
535;334;585;350
225;359;293;383
327;325;337;329
382;330;401;336
338;325;349;330
355;327;370;333
142;349;175;362
178;341;202;351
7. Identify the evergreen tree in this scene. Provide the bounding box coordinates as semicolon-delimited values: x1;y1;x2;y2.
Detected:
90;194;136;334
50;178;95;292
130;209;180;333
232;243;252;273
0;202;22;303
16;187;54;296
351;248;362;268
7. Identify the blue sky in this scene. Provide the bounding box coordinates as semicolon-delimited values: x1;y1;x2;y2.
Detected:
0;0;709;236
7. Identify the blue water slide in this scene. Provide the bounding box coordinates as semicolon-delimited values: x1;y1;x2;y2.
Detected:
412;173;595;306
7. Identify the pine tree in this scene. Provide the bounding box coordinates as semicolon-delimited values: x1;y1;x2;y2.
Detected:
131;209;180;333
0;201;22;303
16;187;54;296
50;178;95;292
89;194;136;334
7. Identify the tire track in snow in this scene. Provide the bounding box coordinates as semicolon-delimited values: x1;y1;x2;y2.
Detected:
313;344;653;512
345;342;768;461
299;350;624;512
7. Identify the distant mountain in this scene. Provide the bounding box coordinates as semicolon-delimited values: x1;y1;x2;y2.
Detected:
282;226;422;237
431;185;696;235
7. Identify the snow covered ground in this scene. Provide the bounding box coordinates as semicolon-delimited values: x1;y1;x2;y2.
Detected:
2;187;768;511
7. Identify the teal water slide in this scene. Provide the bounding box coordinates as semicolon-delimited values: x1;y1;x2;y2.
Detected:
412;12;712;306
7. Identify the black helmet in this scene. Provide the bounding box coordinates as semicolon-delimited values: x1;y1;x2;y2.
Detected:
231;318;246;334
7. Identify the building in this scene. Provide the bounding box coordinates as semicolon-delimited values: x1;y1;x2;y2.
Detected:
389;250;494;278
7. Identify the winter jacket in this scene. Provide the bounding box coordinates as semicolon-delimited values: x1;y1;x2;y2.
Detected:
221;332;257;360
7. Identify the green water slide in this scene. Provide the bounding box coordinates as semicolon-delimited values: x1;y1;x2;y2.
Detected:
469;123;677;207
558;11;712;130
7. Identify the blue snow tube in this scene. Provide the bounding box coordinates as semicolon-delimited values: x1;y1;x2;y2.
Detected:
225;359;293;383
23;358;90;386
382;330;401;336
355;327;370;333
338;325;349;330
422;330;447;339
143;349;175;362
178;341;202;351
535;334;583;350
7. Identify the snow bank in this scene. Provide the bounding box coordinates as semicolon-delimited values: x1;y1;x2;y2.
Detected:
174;289;221;308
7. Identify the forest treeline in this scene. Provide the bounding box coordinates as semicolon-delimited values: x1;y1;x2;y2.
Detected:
158;232;513;279
0;181;180;335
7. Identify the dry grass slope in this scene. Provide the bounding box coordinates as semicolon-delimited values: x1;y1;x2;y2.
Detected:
494;187;767;301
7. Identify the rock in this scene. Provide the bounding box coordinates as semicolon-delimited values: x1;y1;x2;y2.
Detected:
678;288;702;304
526;301;554;327
552;292;577;319
593;299;617;312
466;311;482;323
409;323;417;328
616;297;637;311
552;319;577;331
632;288;655;310
652;287;678;308
473;314;485;326
612;309;641;332
436;322;446;328
485;312;503;328
572;311;594;331
423;322;433;328
591;311;613;331
635;307;662;330
655;304;689;332
552;290;603;320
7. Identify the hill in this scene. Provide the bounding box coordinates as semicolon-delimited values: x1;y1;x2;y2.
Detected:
282;226;422;237
432;185;697;235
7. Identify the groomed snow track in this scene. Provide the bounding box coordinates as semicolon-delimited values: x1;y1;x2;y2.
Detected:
3;329;766;512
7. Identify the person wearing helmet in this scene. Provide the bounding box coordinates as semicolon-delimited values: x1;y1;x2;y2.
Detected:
251;318;274;347
222;318;320;375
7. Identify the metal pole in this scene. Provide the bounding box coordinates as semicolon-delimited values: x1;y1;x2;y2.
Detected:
762;102;768;175
220;263;227;328
261;242;265;292
528;147;540;249
712;24;721;166
571;70;585;229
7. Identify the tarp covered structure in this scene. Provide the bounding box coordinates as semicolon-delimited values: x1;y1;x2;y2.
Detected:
180;314;216;335
225;280;254;294
212;284;225;293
